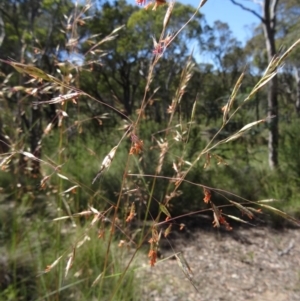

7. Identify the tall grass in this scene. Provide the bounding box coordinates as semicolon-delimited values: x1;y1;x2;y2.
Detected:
0;0;300;299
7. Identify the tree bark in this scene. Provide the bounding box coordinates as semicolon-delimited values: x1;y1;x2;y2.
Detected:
263;0;279;169
230;0;279;169
294;66;300;116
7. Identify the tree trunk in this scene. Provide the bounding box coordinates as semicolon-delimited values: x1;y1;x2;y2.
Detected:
266;74;278;169
294;66;300;116
230;0;279;169
263;0;279;169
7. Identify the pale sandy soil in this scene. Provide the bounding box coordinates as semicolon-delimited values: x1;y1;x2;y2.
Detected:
138;227;300;301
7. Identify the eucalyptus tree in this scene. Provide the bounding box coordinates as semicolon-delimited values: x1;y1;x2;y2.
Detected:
81;0;206;120
0;0;75;176
276;0;300;116
229;0;280;169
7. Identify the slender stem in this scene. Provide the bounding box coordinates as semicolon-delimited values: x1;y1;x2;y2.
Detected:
99;154;131;291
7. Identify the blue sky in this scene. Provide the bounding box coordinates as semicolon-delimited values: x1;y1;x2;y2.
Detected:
127;0;261;43
125;0;262;63
182;0;261;43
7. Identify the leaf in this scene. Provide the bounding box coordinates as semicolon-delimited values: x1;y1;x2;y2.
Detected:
238;119;266;133
175;252;193;280
256;72;277;90
33;92;80;105
89;206;100;214
159;203;171;217
53;216;72;221
163;0;175;28
65;247;76;279
72;210;93;217
225;118;266;142
257;199;279;203
248;73;277;98
229;200;254;219
76;235;90;249
276;38;300;66
258;204;300;226
92;145;118;184
57;173;69;180
0;154;13;167
0;59;52;81
0;59;78;91
60;185;78;195
224;132;243;143
223;70;245;123
175;252;200;293
43;255;63;274
190;100;197;121
225;214;255;226
91;272;103;287
112;25;125;34
164;224;172;237
22;151;36;159
246;72;277;101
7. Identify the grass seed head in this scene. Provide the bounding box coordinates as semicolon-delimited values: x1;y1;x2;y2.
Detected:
92;145;118;183
148;249;157;267
126;202;136;223
130;134;144;155
203;188;211;204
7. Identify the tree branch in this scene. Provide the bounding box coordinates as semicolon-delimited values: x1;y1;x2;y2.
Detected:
0;7;22;47
229;0;264;21
264;0;271;25
270;0;279;29
270;0;279;17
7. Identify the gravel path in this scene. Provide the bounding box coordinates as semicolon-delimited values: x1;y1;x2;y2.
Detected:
138;227;300;301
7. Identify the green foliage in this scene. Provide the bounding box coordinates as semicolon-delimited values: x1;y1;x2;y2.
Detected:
258;120;300;219
0;195;140;301
1;0;300;299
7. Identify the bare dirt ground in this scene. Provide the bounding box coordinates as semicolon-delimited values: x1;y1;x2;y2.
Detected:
138;227;300;301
